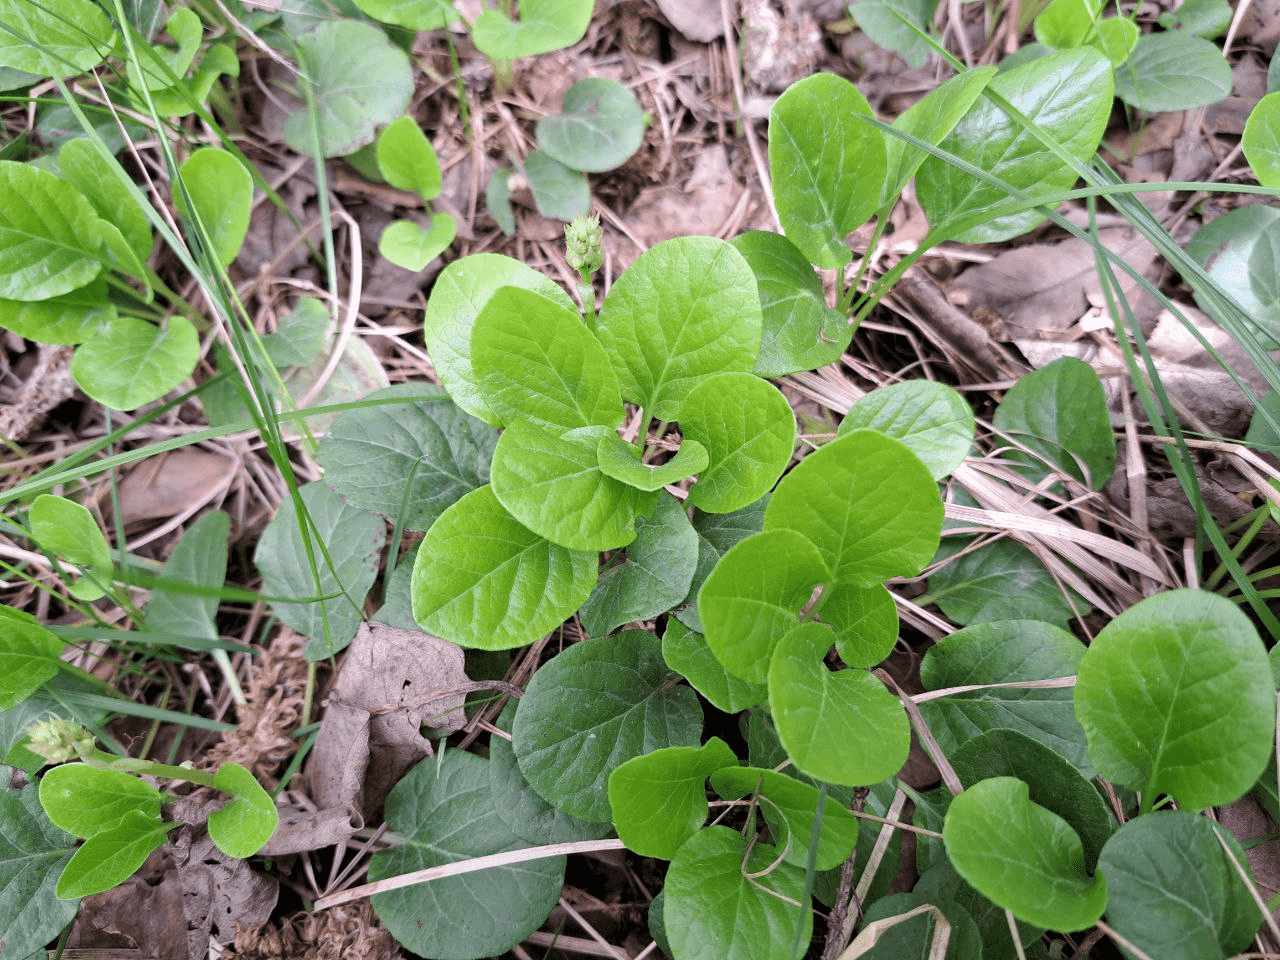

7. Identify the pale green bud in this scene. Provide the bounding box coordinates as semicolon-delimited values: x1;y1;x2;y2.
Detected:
565;214;603;275
26;717;94;765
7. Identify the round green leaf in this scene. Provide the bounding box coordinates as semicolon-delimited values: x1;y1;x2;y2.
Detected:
698;529;831;684
376;116;443;200
710;766;858;869
943;777;1106;932
29;494;110;577
596;431;709;491
1114;31;1232;113
1091;16;1138;64
1033;0;1102;48
609;738;738;859
423;253;579;426
993;356;1115;489
525;149;590;220
768;73;886;270
1187;205;1280;346
0;161;104;302
1245;92;1280;188
471;0;593;59
681;373;796;514
1074;588;1275;809
174;148;252;269
471;284;621;431
283;20;413;157
0;278;114;345
512;630;703;821
821;581;898;668
71;315;199;411
0;0;115;76
38;766;162;840
919;619;1092;776
580;493;698;637
664;826;810;960
768;622;910;786
488;702;612;845
597;236;762;420
661;619;767;714
676;499;770;632
489;422;653;551
731;231;851;377
764;428;942;587
410;484;599;650
317;383;498;533
369;750;565;959
254;480;384;660
1097;811;1259;960
839;380;974;481
916;47;1112;243
378;215;455;272
537;77;646;173
353;0;457;29
208;763;278;858
0;764;79;956
56;810;171;900
949;728;1113;872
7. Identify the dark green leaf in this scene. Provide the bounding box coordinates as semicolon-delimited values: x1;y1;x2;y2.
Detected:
537;77;645;173
144;510;229;644
0;764;79;955
928;537;1089;628
525;149;590;220
1114;31;1232;112
662;619;767;713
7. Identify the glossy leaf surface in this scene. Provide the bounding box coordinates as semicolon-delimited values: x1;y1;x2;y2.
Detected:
839;380;974;480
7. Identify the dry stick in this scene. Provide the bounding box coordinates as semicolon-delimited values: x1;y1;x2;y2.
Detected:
911;676;1076;704
558;897;630;960
1095;920;1158;960
1005;911;1028;960
719;0;780;232
836;788;910;949
878;670;964;797
1215;804;1280;950
313;838;628;910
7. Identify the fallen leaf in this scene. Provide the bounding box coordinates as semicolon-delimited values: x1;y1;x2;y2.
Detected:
116;449;237;525
67;849;188;960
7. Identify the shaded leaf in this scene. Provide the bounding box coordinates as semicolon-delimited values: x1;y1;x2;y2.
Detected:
537;77;645;173
1114;31;1232;112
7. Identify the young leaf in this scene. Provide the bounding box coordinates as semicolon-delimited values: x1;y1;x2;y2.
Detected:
919;619;1092;776
764;429;942;587
378;216;455;272
1074;589;1275;809
376;116;442;202
56;809;172;899
698;529;830;684
1091;17;1138;64
471;284;621;431
881;67;997;207
1096;811;1259;960
57;139;152;265
125;7;202;92
0;763;80;955
1033;0;1102;49
710;765;858;869
609;738;738;859
596;432;709;491
512;630;703;821
664;826;810;960
254;480;384;660
916;48;1112;243
949;728;1112;872
174;148;252;269
489;422;653;551
993;356;1115;489
39;765;163;840
661;619;767;713
264;297;329;367
942;777;1106;932
768;72;886;269
71;315;199;411
144;510;229;644
537;77;646;173
928;537;1089;628
0;161;104;301
1244;92;1280;189
353;0;458;29
488;702;612;844
768;622;910;786
0;0;115;76
411;484;598;650
485;168;517;236
208;763;278;858
1113;31;1232;112
318;383;497;532
596;236;762;420
681;373;796;513
471;0;593;59
369;750;565;959
0;608;63;710
839;380;974;480
580;493;698;637
283;20;414;157
0;278;113;344
730;230;851;376
821;581;898;668
29;495;111;581
524;149;590;220
424;253;579;426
